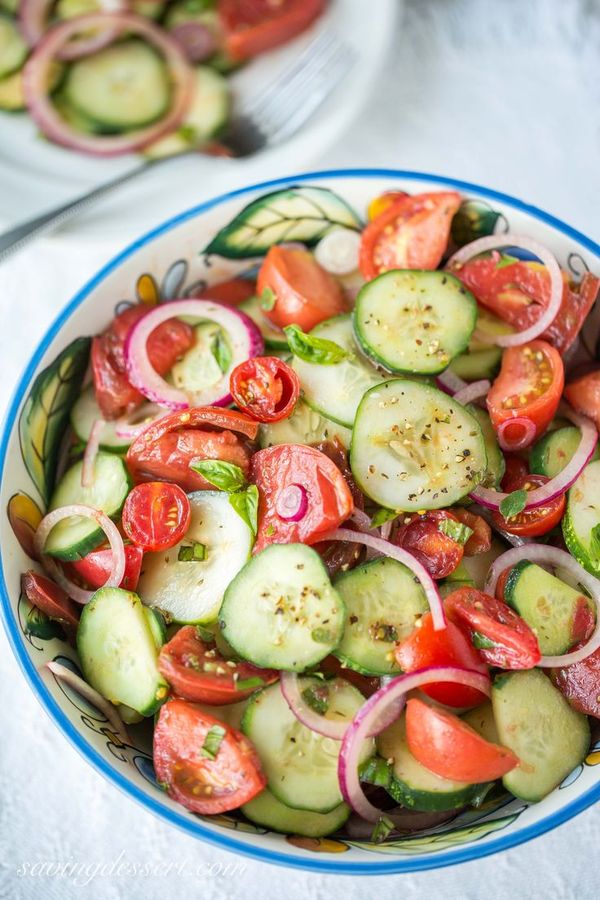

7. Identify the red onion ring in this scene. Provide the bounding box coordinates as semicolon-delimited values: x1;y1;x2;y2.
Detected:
114;403;166;439
436;369;467;395
124;299;263;410
453;379;491;407
338;666;491;822
447;235;563;347
319;527;446;631
81;418;105;488
19;0;128;61
349;507;378;534
496;416;537;452
45;661;129;742
484;543;600;667
275;484;308;521
169;21;217;63
34;504;126;604
23;13;194;157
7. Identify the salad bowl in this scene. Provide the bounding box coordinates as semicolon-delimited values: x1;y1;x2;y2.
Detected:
1;169;600;874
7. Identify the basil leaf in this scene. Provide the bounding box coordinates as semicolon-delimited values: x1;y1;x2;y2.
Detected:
499;489;528;519
371;815;395;844
438;518;474;545
190;458;247;492
229;484;259;536
472;631;497;650
211;332;232;373
359;756;392;789
178;541;207;562
284;324;349;365
301;683;329;716
195;625;215;643
371;507;399;528
235;676;265;692
201;724;226;759
260;287;277;311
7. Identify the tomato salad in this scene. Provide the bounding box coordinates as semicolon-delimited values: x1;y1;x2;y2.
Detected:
24;187;600;841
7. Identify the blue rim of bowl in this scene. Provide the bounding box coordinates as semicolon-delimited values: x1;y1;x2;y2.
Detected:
1;169;599;875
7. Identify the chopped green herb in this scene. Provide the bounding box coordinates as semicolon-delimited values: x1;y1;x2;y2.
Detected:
229;484;259;536
499;489;528;520
235;676;265;692
190;458;247;492
371;507;399;528
359;756;392;789
439;518;474;545
196;625;215;643
301;683;330;716
265;523;275;537
201;724;226;760
472;631;497;650
371;815;395;844
284;324;349;365
260;287;277;311
211;332;232;373
178;541;207;562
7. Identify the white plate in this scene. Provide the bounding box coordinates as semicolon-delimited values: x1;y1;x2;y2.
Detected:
0;0;399;242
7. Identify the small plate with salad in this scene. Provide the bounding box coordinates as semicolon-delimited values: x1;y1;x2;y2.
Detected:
2;169;600;874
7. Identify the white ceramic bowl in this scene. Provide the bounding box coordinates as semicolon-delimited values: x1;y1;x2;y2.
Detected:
1;170;600;874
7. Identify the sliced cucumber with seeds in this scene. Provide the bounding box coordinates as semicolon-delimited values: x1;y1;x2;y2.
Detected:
77;587;168;717
462;701;500;744
350;379;487;511
448;307;512;382
238;296;288;349
492;669;590;802
333;557;428;675
0;14;27;78
242;678;372;812
353;270;476;375
44;453;131;560
259;397;351;450
242;789;349;837
220;544;344;671
138;491;253;624
531;426;599;478
504;560;595;656
291;314;386;428
70;386;131;451
466;404;505;487
562;459;600;577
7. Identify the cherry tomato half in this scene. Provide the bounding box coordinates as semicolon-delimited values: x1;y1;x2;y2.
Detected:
394;612;490;708
153;698;266;814
395;510;464;579
199;278;256;306
501;454;530;491
359;191;462;280
487;339;564;448
492;472;566;538
552;642;600;718
405;697;518;782
21;571;80;630
565;369;600;432
219;0;326;61
69;544;144;592
122;482;191;552
451;507;492;557
444;586;541;669
230;356;300;423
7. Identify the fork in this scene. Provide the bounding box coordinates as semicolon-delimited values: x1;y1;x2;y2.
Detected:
0;30;355;263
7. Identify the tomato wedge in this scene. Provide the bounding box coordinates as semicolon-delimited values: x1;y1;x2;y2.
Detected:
367;190;409;221
491;472;566;537
251;444;354;553
230;356;300;423
487;339;564;447
565;369;600;431
359;191;462;280
153;697;266;814
552;643;600;718
500;454;530;491
219;0;327;61
444;587;541;669
126;407;258;492
394;612;490;708
122;482;191;552
69;543;143;592
405;697;519;782
199;278;256;306
451;508;492;557
158;626;278;704
395;510;464;579
257;246;347;332
21;571;80;630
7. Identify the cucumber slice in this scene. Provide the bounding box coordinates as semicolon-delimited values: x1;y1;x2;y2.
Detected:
562;459;600;577
70;386;131;451
64;40;170;129
448;346;502;381
439;559;475;598
504;560;595;656
170;322;229;400
195;699;248;732
0;14;27;78
350;379;487;511
458;537;507;590
353;270;476;375
45;453;131;560
333;557;428;675
220;543;344;671
77;587;168;716
144;607;167;648
137;491;253;624
462;700;499;744
530;426;599;478
238;296;288;349
0;0;17;13
242;678;373;812
492;669;590;802
291;314;386;428
259;397;351;450
0;69;24;111
466;404;505;487
377;714;489;812
242;789;349;837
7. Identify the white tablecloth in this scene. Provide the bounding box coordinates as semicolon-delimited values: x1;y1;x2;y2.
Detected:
1;1;599;897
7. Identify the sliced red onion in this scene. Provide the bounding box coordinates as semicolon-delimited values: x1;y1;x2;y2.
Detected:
319;527;446;631
124;299;263;409
19;0;128;60
436;369;467;395
170;21;217;63
448;235;563;347
338;666;491;822
380;519;393;541
496;416;536;452
114;403;166;439
23;13;193;157
46;661;129;742
81;418;105;488
453;379;491;406
34;504;126;604
314;229;361;275
275;484;308;521
349;507;378;534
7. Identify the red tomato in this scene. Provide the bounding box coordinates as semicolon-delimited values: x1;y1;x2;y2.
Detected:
126;407;258;492
251;444;354;553
359;191;462;280
257;246;346;332
552;643;600;718
501;454;529;491
367;190;409;222
69;544;143;592
487;340;564;447
405;697;518;782
230;356;300;423
122;483;191;552
453;255;599;354
492;472;566;537
219;0;326;61
451;508;492;557
198;278;256;306
318;655;380;697
444;586;541;669
153;698;266;814
158;627;278;704
395;510;464;579
565;369;600;432
92;306;194;420
394;612;490;708
21;571;80;630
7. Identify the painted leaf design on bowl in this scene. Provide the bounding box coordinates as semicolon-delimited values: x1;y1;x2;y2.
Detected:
450;199;507;248
7;490;42;558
